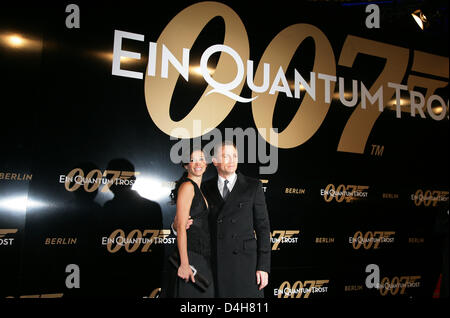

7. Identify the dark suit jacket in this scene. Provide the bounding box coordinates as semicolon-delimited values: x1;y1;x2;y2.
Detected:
202;172;271;298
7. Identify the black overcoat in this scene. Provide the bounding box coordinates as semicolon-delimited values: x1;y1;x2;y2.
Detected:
202;172;271;298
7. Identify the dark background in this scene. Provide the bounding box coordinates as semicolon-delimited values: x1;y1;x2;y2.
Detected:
0;0;448;301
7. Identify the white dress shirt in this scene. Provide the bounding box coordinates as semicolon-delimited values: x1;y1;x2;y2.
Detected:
218;172;237;198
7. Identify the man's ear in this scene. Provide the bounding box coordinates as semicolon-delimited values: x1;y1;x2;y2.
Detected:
212;157;218;167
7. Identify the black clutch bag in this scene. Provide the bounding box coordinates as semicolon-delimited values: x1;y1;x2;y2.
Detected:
169;253;211;292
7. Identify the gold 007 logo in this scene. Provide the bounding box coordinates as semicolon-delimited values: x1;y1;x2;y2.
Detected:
275;280;330;298
61;168;139;192
321;184;369;203
411;189;449;207
379;276;421;296
350;231;395;250
103;229;174;253
136;2;448;155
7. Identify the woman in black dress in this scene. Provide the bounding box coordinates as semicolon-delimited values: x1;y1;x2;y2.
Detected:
167;148;214;297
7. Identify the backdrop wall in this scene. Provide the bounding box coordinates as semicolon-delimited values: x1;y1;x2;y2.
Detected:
0;0;448;300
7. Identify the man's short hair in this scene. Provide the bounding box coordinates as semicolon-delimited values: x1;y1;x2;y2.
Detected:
213;140;237;158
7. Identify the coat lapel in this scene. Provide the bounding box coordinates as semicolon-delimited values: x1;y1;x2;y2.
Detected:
208;176;223;205
218;172;246;218
202;176;223;216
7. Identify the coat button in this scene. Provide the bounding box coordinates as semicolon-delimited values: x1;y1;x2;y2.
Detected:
231;219;236;223
232;234;237;239
217;218;223;224
218;234;224;239
233;249;238;255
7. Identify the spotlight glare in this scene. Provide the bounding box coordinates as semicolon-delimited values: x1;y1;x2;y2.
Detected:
8;34;25;47
432;106;443;115
411;9;429;30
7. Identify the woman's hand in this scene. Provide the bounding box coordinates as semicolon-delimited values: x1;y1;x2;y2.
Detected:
178;264;196;283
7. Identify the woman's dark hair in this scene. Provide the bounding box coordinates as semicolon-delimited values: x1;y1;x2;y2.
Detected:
170;171;188;205
169;145;203;205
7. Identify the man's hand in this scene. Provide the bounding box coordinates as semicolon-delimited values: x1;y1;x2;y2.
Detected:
256;270;268;290
186;216;193;229
171;217;194;236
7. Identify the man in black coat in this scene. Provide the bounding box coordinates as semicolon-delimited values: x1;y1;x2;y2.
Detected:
201;141;271;298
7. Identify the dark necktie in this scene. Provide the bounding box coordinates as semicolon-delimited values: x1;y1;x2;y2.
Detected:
223;179;230;200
